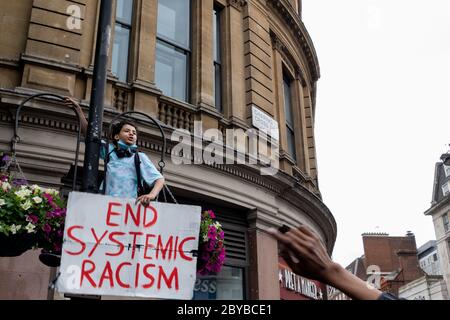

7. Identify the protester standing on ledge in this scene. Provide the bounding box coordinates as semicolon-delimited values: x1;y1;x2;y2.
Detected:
64;97;165;206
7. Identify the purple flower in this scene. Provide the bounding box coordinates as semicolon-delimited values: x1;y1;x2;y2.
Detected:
219;231;224;239
1;154;10;162
12;178;27;186
201;250;210;261
208;231;216;241
207;239;216;251
43;193;53;203
208;226;217;239
26;215;39;224
53;242;62;253
43;193;58;209
43;224;52;234
207;210;215;219
52;208;64;217
0;175;8;182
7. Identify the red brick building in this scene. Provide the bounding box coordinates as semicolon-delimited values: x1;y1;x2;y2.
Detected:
362;232;424;295
335;232;425;298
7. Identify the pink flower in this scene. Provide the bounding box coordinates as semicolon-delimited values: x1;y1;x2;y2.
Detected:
201;250;210;261
43;224;52;234
208;231;216;241
208;210;215;219
52;208;64;217
207;239;216;251
26;215;39;224
43;193;53;203
53;242;62;253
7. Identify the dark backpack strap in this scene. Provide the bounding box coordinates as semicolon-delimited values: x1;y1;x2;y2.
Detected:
134;152;143;196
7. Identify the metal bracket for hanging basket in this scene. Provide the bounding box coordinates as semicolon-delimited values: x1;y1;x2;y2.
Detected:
12;93;83;191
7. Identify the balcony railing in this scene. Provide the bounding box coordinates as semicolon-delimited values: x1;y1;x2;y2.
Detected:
113;84;131;112
157;97;195;132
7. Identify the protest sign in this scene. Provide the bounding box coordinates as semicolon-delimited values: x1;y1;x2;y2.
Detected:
56;192;201;299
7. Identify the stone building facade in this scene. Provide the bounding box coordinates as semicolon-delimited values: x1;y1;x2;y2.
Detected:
424;155;450;297
0;0;336;299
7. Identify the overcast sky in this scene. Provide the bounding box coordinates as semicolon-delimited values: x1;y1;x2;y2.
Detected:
302;0;450;266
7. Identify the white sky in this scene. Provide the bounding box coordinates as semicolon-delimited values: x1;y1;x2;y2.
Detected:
303;0;450;266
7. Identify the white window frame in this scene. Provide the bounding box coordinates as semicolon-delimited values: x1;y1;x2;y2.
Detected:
443;213;449;233
442;181;450;196
444;165;450;178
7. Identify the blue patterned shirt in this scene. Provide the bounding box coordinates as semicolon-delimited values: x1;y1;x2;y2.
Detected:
100;143;163;199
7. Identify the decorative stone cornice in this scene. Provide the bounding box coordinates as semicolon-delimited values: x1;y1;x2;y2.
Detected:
21;53;82;73
267;0;320;82
295;67;307;87
424;196;450;216
227;0;247;11
270;34;284;52
0;58;20;68
270;31;307;87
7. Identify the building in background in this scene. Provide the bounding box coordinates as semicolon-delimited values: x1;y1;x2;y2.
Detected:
362;232;423;296
397;239;448;300
329;232;425;299
424;152;450;297
418;240;442;276
398;274;448;300
0;0;336;300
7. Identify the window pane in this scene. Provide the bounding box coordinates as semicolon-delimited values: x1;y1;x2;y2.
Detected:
157;0;190;48
443;182;450;196
283;77;294;126
287;127;296;160
214;63;222;111
213;9;220;62
445;165;450;177
116;0;133;25
155;40;187;102
193;266;244;300
112;24;130;82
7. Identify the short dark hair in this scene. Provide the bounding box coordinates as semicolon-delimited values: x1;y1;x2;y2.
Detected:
110;120;138;144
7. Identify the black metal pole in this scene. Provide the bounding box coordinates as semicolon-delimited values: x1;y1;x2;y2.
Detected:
82;0;113;193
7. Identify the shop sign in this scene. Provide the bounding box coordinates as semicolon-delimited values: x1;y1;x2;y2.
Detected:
279;268;324;300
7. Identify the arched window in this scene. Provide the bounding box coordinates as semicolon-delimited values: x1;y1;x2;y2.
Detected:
283;74;296;161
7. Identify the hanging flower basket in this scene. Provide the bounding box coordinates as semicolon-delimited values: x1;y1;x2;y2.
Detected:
0;154;66;262
197;210;226;275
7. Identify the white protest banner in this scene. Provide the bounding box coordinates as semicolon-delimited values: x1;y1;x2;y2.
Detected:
56;192;201;300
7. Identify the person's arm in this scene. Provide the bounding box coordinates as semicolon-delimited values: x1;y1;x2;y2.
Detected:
135;153;165;206
136;177;165;206
268;225;383;300
64;97;88;135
